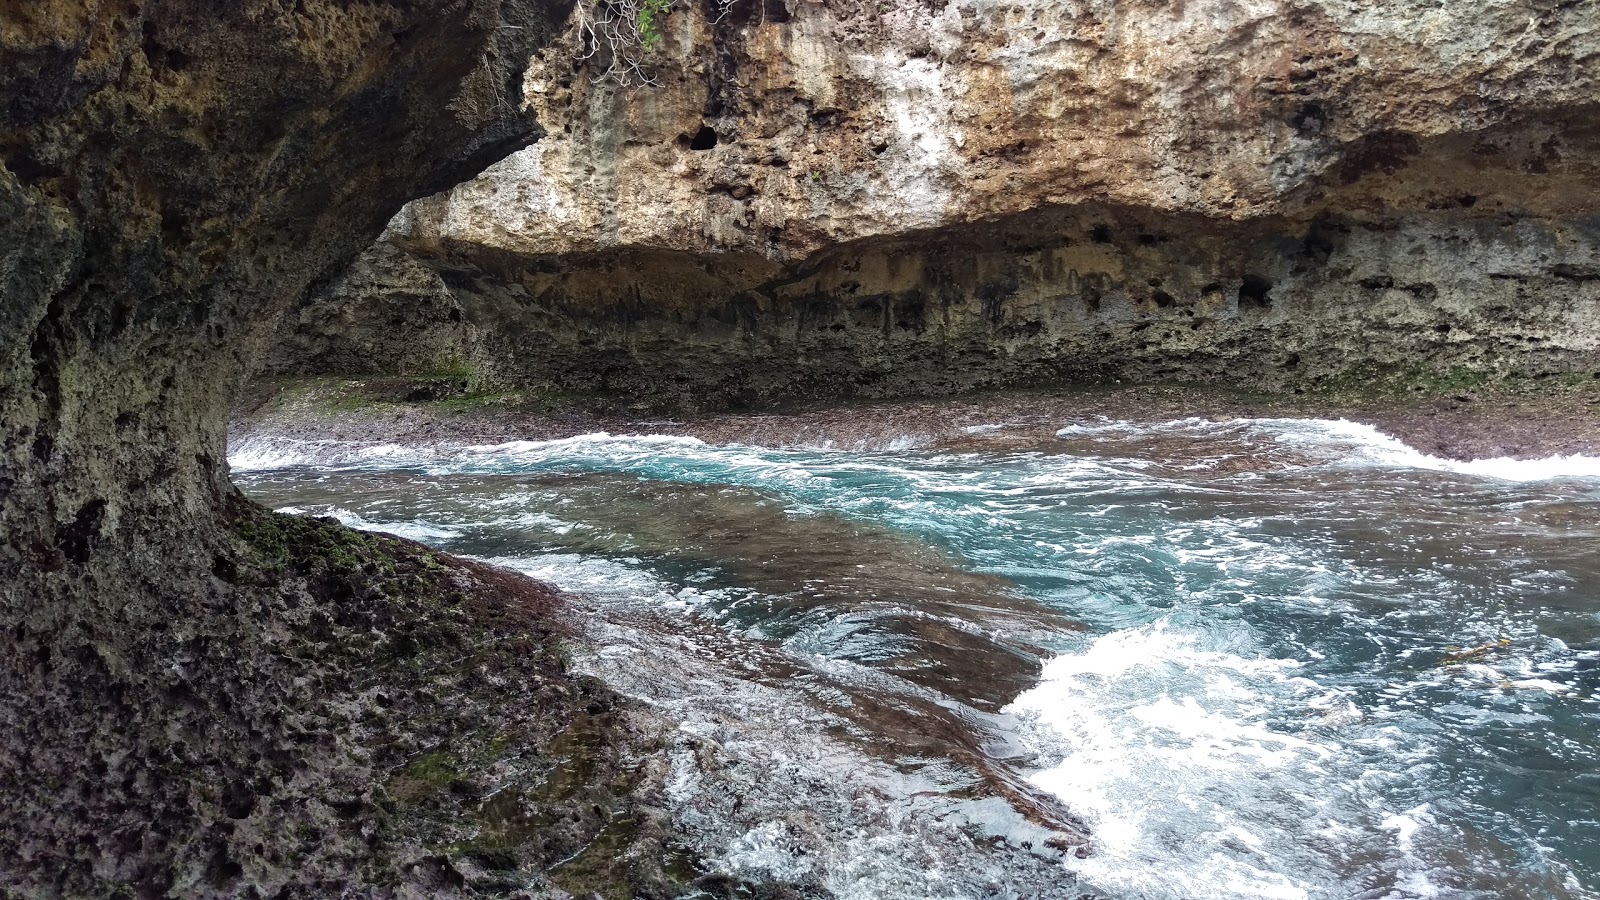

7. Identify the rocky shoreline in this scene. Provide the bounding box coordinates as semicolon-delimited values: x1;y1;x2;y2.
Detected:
8;0;1598;891
230;381;1121;899
234;376;1600;464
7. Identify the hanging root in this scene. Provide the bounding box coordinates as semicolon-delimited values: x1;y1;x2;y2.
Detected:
573;0;730;86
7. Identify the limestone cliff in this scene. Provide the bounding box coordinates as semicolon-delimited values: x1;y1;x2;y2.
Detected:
0;2;716;895
270;0;1600;407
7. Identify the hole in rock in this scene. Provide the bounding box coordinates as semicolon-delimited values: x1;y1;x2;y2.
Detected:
1290;102;1327;134
5;152;63;186
212;554;239;583
761;0;793;23
1238;274;1274;309
690;125;719;151
161;205;188;244
55;499;107;565
222;782;256;819
1553;264;1600;282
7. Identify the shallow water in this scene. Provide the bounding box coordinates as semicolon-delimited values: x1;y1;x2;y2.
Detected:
233;416;1600;899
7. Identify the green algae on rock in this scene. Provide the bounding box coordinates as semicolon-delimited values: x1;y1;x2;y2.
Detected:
225;509;692;897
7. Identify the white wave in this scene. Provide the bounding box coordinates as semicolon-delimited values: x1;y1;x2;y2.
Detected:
365;520;461;541
228;435;426;471
1055;419;1145;437
464;432;710;457
1255;417;1600;480
488;552;712;614
1052;416;1600;482
470;435;911;507
227;436;330;470
458;433;823;485
273;505;462;542
715;821;816;882
1007;620;1419;900
883;433;928;451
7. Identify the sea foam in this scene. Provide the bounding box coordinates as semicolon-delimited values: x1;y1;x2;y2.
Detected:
1055;416;1600;482
1007;620;1396;900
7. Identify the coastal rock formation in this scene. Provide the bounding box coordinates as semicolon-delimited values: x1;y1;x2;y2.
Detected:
0;2;723;895
268;0;1600;407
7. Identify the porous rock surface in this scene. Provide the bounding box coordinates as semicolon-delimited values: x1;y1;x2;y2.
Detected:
0;1;718;895
268;0;1600;407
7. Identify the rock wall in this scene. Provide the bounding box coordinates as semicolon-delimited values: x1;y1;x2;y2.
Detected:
0;1;630;893
265;0;1600;406
276;197;1600;408
396;0;1600;259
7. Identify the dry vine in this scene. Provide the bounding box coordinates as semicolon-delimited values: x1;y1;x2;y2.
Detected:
573;0;730;85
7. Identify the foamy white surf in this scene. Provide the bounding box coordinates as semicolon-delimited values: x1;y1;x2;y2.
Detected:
233;418;1600;483
1054;419;1144;438
272;504;464;542
464;432;710;457
1056;416;1600;482
1264;417;1600;480
227;435;426;471
232;413;1600;897
1007;620;1427;900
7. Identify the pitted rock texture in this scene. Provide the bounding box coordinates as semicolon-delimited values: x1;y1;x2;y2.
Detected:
275;194;1600;410
267;240;479;380
271;0;1600;405
0;1;722;895
393;0;1600;259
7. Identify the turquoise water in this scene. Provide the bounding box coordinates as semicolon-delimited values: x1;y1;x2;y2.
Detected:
233;417;1600;899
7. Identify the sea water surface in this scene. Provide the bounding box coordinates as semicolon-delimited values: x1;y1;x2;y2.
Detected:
232;416;1600;899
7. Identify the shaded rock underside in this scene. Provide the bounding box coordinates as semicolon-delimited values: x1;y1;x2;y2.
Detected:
268;112;1600;411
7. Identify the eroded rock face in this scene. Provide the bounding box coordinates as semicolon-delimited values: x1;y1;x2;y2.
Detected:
0;1;644;894
272;0;1600;406
398;0;1600;258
